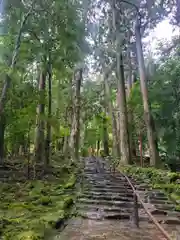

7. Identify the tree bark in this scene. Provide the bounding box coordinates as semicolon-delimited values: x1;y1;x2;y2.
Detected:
69;68;83;161
139;133;143;167
116;53;131;164
111;0;130;164
102;82;110;156
34;69;47;167
135;18;159;167
0;114;6;164
45;61;52;167
127;46;137;160
104;75;120;158
116;90;121;153
96;139;100;156
102;114;109;156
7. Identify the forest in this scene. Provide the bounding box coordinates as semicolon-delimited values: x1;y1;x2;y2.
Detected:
0;0;180;239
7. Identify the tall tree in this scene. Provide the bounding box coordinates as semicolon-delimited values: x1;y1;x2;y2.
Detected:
135;17;159;166
69;68;83;161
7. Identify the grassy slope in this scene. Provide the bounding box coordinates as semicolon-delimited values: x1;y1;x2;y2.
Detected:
0;156;78;240
121;165;180;210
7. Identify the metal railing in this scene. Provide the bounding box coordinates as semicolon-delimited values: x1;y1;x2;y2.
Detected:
119;171;172;240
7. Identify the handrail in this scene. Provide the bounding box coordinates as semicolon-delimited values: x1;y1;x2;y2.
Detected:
119;170;172;240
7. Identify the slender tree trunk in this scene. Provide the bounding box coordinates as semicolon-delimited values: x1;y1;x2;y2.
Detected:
102;114;109;156
127;48;137;160
27;125;31;179
116;90;121;153
45;61;52;167
63;79;73;157
139;133;143;167
34;69;47;169
104;75;120;158
80;112;86;149
63;107;71;157
56;79;61;151
69;68;83;161
116;53;131;164
111;0;130;164
135;19;159;167
96;139;100;156
102;83;110;156
0;114;6;164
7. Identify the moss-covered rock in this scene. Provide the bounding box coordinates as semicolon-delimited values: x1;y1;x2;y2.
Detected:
63;197;74;209
64;174;76;189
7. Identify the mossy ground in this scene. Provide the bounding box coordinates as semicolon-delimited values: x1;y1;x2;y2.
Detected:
0;155;77;240
120;164;180;210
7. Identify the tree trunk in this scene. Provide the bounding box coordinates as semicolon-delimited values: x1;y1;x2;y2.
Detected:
102;114;109;156
102;82;110;156
34;70;47;169
139;133;143;167
135;19;159;167
63;107;71;157
69;68;83;161
96;139;100;156
116;53;131;164
104;75;120;158
127;48;136;160
116;90;121;153
0;114;6;164
45;61;52;167
111;0;130;164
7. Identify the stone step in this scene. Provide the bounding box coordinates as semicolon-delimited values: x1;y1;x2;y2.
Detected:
80;194;133;202
147;196;168;201
85;179;127;185
84;174;126;179
148;216;180;224
85;174;126;180
86;184;133;190
78;198;142;208
85;188;134;194
84;174;135;183
85;179;133;186
76;203;133;213
78;211;131;220
166;211;180;218
149;199;172;205
84;184;133;191
155;203;175;211
150;209;168;215
82;191;134;198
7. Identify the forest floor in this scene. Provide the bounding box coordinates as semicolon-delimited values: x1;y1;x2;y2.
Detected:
0;154;78;240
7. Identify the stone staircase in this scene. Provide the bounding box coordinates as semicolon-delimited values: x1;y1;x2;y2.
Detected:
57;157;180;239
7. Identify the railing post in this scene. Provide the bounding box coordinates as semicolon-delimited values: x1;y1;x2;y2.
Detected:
133;193;139;228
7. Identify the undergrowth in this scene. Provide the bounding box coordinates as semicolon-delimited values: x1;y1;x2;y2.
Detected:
121;165;180;210
0;155;78;240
